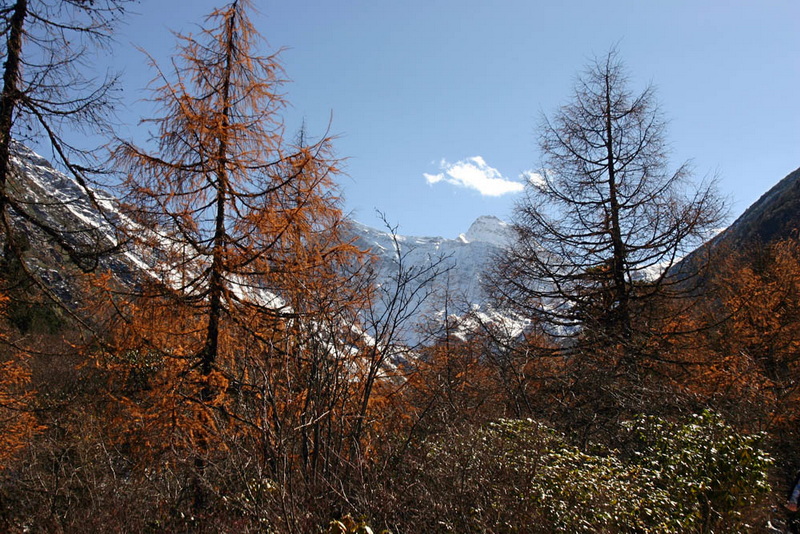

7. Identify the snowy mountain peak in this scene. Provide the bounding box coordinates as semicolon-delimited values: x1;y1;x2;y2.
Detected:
10;141;520;343
460;215;514;246
345;215;516;343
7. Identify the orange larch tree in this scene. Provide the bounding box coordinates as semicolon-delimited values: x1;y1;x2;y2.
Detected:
94;0;370;515
707;239;800;448
0;290;40;470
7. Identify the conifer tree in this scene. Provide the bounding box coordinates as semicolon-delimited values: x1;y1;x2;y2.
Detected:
491;51;724;354
101;0;368;509
487;51;726;435
0;0;127;496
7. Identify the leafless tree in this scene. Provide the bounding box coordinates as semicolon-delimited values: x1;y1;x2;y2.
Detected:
490;50;725;356
0;0;130;269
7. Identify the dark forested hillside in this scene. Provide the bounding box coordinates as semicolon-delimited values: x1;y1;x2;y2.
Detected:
720;166;800;247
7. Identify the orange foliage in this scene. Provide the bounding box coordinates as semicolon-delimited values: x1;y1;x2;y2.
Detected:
0;292;42;469
711;239;800;432
394;328;509;440
89;0;372;484
640;238;800;437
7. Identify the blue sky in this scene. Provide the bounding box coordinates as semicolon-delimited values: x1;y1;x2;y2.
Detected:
102;0;799;238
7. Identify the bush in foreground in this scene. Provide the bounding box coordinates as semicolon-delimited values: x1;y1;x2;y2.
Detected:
379;412;771;533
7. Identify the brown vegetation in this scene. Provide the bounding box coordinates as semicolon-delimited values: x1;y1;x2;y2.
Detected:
0;6;795;533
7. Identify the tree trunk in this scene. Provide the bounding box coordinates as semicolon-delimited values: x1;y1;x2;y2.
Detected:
603;75;632;342
0;0;27;260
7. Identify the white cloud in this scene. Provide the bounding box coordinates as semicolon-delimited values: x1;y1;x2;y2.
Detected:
424;156;524;197
423;172;444;184
521;169;547;191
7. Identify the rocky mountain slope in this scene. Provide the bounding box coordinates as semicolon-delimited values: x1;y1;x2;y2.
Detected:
714;166;800;248
674;166;800;279
7;143;799;339
5;144;514;337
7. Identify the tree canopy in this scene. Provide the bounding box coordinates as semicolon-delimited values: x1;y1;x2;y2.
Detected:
491;50;725;351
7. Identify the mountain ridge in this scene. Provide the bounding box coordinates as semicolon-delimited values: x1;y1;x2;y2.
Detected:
6;143;512;336
715;166;800;247
6;142;800;337
673;165;800;279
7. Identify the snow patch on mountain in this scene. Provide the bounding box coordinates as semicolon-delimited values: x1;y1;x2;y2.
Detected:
9;141;525;346
459;215;515;246
347;215;519;342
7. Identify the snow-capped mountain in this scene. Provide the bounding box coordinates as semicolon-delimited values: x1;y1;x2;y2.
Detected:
347;215;520;344
12;142;798;347
5;143;514;337
350;215;511;312
5;143;139;304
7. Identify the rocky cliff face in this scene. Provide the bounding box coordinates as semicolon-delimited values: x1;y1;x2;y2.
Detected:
717;166;800;248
